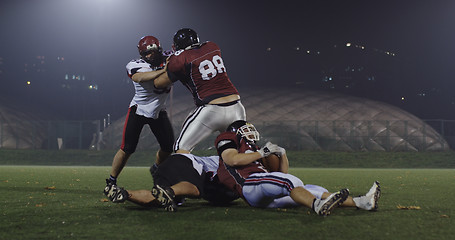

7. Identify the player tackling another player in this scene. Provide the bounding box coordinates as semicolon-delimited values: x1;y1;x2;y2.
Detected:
153;28;246;154
106;120;381;216
103;29;381;216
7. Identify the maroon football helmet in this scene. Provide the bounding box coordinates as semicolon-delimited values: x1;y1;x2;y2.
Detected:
137;36;164;66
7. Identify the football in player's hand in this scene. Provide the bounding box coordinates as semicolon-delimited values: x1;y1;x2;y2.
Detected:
261;154;280;172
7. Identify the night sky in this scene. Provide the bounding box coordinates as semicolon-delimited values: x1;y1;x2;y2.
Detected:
1;0;454;120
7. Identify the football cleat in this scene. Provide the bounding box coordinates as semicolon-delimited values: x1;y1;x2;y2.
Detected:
353;181;381;211
104;179;116;197
104;179;128;203
111;187;129;203
151;185;177;212
313;188;349;216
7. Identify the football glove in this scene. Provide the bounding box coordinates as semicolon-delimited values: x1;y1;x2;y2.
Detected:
273;146;286;157
258;142;281;157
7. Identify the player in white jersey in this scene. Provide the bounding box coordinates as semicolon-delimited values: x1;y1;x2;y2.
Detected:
104;36;175;200
105;153;239;211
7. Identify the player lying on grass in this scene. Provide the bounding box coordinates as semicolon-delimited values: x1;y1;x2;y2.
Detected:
216;120;381;215
106;151;379;213
106;121;380;214
156;120;380;216
104;153;239;210
151;121;380;215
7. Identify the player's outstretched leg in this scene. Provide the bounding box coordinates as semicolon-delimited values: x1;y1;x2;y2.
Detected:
313;188;349;216
353;181;381;211
151;185;177;212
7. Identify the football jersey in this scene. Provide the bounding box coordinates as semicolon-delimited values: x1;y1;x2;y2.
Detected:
215;132;267;198
177;153;220;177
126;59;171;119
166;41;239;106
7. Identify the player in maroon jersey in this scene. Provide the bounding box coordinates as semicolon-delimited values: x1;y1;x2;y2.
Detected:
104;36;175;200
153;28;246;154
215;120;381;216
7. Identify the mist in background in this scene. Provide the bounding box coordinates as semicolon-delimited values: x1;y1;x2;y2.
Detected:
1;0;455;121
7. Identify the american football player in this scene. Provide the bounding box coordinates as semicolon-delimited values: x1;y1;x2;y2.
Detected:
214;120;381;216
104;35;175;199
153;28;246;154
105;153;239;212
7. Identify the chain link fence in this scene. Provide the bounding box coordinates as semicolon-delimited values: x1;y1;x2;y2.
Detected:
1;119;454;151
0;120;101;150
100;119;454;152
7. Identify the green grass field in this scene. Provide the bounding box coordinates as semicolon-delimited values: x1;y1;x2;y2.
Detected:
1;164;454;240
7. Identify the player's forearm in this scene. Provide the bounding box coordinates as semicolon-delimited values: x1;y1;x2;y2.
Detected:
279;154;289;173
222;149;262;167
154;72;173;89
132;68;166;83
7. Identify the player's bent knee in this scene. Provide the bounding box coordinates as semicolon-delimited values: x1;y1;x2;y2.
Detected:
121;145;137;154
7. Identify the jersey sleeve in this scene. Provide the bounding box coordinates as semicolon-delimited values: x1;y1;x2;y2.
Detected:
166;54;186;83
215;132;238;156
126;59;154;79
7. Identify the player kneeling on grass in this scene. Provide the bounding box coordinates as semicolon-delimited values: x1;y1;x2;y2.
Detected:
214;120;381;216
104;153;239;211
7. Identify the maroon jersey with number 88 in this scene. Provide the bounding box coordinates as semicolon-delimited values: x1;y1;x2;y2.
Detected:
166;41;239;106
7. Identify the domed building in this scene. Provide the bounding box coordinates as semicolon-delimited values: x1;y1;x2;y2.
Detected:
101;89;450;152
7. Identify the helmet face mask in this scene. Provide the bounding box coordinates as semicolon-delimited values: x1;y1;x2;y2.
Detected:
137;36;164;66
173;28;200;51
237;123;260;142
142;50;163;66
227;120;260;143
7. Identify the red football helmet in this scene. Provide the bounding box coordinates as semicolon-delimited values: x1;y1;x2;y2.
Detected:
137;36;164;66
